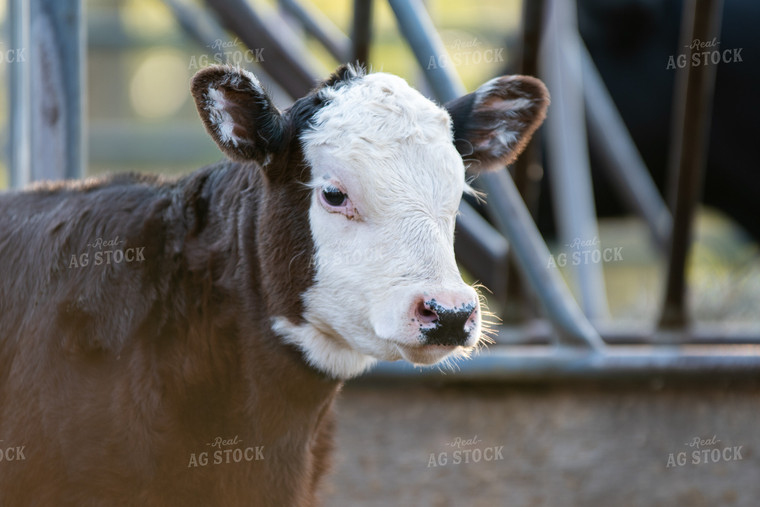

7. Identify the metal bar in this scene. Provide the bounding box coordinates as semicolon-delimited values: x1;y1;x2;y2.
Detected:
540;0;608;320
279;0;350;62
386;0;466;100
387;0;603;349
455;202;509;303
491;321;760;346
38;0;85;181
9;0;31;188
204;0;323;98
516;0;545;77
659;0;724;329
11;0;85;186
163;0;292;107
351;0;373;64
479;171;604;348
361;345;760;382
503;0;547;321
164;0;232;48
581;41;672;251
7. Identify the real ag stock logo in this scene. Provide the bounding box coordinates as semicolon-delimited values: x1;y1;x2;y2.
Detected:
187;435;264;468
547;236;623;269
0;440;26;463
427;435;504;468
0;42;26;63
666;435;744;468
426;37;505;70
67;236;145;269
666;38;743;70
188;37;265;70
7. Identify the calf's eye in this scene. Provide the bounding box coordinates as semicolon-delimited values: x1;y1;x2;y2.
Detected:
322;185;347;207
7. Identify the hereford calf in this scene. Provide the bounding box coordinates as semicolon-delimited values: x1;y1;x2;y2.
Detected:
0;64;548;505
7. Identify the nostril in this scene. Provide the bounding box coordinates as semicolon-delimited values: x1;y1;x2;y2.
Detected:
464;306;479;331
415;300;439;326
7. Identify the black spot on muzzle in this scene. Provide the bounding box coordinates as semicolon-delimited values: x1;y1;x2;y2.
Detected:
419;300;476;347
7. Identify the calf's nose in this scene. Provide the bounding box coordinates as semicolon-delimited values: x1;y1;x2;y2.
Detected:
413;296;479;346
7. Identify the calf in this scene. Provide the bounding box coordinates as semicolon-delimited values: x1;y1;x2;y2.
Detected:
0;64;548;505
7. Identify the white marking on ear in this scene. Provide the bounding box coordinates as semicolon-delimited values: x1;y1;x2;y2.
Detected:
271;316;377;379
203;68;264;150
206;86;239;148
237;67;262;92
472;80;536;154
473;77;535;110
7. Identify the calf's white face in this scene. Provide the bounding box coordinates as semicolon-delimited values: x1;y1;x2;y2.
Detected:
192;65;549;379
299;73;480;369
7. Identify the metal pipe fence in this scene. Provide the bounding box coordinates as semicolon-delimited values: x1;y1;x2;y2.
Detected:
8;0;758;381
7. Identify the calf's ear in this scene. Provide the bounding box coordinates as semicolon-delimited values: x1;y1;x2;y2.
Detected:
191;66;287;164
445;75;549;172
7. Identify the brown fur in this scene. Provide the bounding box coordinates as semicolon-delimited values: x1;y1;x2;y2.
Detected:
0;65;350;506
0;161;338;506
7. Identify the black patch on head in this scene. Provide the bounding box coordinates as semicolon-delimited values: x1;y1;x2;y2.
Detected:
321;63;366;90
285;63;367;136
446;92;478;157
419;300;476;347
286;93;329;136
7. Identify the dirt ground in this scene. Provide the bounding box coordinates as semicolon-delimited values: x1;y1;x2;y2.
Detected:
321;379;759;507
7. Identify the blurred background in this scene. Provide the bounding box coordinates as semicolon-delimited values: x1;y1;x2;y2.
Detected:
1;0;760;505
0;0;757;324
0;0;518;178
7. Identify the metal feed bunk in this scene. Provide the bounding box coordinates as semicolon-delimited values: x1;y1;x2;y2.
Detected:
9;0;758;381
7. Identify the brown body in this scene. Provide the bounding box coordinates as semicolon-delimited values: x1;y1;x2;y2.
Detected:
0;165;336;506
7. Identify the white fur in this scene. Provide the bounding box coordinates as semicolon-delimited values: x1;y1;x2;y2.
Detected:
272;316;377;379
207;87;240;147
473;77;534;154
237;67;262;92
206;69;263;148
276;72;483;379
